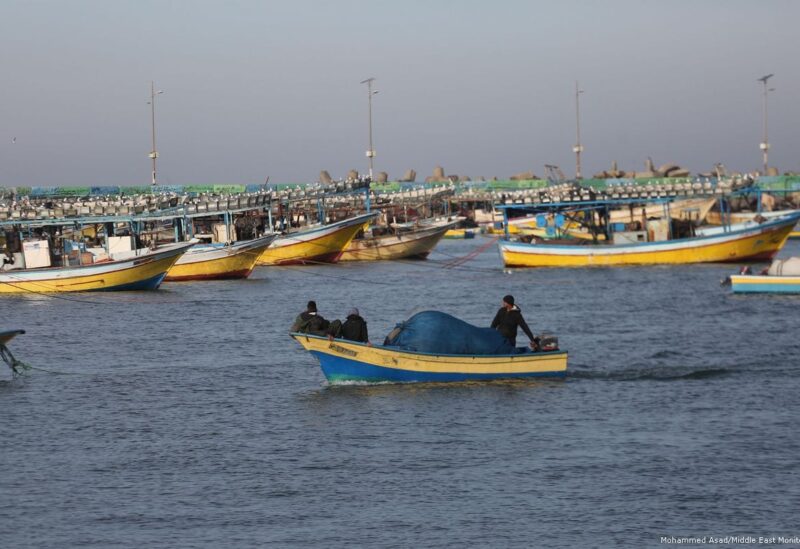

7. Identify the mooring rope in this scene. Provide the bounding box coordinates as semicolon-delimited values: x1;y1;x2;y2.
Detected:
0;343;31;375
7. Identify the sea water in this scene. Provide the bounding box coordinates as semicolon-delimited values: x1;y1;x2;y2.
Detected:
2;239;799;547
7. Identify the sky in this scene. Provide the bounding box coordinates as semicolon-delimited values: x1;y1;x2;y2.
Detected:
0;0;797;186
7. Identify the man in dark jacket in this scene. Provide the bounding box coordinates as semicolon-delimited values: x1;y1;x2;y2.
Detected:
291;300;331;336
341;308;370;344
491;295;536;348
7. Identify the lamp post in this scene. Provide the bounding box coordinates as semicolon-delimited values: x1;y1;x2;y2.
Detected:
360;77;378;180
573;81;584;180
758;73;774;175
148;81;164;186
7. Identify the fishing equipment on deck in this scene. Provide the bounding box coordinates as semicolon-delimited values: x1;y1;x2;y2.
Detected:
384;310;520;355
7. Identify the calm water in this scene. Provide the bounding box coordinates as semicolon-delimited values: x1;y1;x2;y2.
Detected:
2;239;800;548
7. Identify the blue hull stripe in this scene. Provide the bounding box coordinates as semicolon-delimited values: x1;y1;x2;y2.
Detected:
732;283;800;294
310;351;566;383
91;272;167;292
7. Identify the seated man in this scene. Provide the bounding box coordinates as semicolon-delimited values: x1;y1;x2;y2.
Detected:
340;308;369;344
290;300;331;336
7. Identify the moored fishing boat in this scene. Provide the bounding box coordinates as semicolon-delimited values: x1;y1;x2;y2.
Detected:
608;197;717;224
0;241;194;293
339;219;458;261
292;311;567;384
499;210;800;268
257;212;378;265
705;208;800;226
727;257;800;294
164;234;277;281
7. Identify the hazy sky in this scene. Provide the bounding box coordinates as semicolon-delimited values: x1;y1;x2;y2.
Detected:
0;0;797;186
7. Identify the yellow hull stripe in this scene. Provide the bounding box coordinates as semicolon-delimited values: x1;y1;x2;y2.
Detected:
294;335;567;375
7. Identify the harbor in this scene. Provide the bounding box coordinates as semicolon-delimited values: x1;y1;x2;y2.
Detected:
4;235;800;546
4;0;800;546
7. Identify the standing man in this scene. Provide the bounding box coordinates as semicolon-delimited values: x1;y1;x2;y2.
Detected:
491;295;537;349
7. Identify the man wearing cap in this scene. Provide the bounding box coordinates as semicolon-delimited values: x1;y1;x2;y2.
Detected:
291;300;331;336
341;307;370;344
491;295;537;349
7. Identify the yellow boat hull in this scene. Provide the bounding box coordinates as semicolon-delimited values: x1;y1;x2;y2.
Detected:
500;214;798;267
339;223;454;261
165;235;277;281
257;213;377;265
0;242;192;293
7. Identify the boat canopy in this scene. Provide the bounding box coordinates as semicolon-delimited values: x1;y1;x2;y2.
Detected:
384;311;517;355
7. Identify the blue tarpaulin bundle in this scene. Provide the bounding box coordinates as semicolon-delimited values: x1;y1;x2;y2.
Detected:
383;310;519;355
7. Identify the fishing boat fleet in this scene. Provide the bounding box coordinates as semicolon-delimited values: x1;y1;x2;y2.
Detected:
4;177;800;384
0;191;459;293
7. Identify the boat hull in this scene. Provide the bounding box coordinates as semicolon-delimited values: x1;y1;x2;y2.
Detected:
500;213;800;267
257;213;378;265
165;234;277;281
730;275;800;294
292;333;568;383
339;222;456;261
0;242;193;293
0;330;24;346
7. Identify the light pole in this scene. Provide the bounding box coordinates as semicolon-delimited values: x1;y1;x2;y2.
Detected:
148;81;164;186
573;81;584;180
758;73;774;175
360;77;377;180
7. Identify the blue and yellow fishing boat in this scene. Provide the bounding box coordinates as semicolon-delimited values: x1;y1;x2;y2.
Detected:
291;311;567;383
728;257;800;294
729;274;800;294
291;334;568;383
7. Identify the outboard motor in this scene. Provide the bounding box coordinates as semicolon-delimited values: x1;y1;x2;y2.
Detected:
537;332;559;352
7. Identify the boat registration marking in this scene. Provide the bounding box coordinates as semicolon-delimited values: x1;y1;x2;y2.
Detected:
329;343;357;357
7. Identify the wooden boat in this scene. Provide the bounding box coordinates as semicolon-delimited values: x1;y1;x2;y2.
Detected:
706;208;800;226
499;212;800;267
164;234;277;281
291;333;568;383
257;212;378;266
516;227;606;241
339;219;458;261
608;197;717;224
729;257;800;293
493;198;716;237
0;241;194;293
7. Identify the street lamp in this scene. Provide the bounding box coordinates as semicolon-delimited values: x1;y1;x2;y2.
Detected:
147;81;164;186
758;73;774;175
360;77;378;180
573;81;585;179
